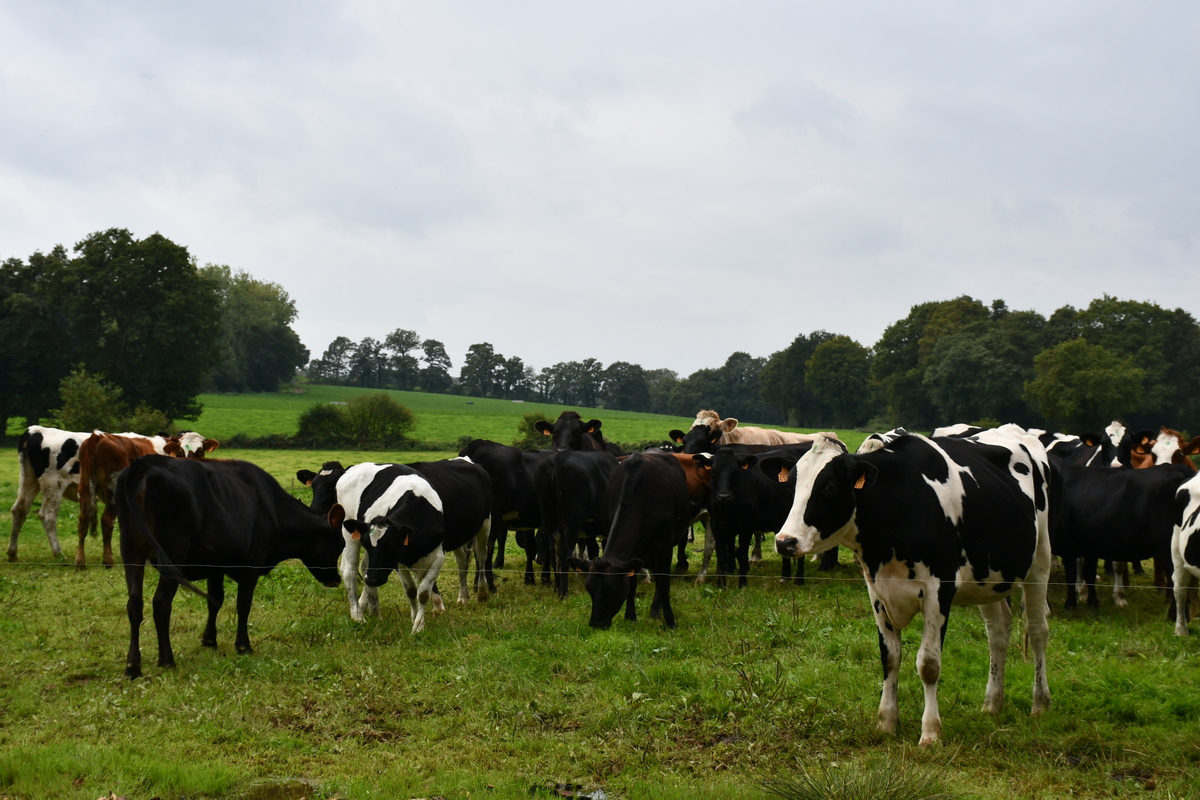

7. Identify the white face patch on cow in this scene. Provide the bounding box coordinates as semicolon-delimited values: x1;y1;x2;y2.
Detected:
1106;420;1126;448
777;436;846;553
1152;431;1182;465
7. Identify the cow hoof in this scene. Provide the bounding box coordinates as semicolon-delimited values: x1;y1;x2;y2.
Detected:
201;638;217;648
236;646;253;656
6;551;15;563
125;665;142;679
918;734;941;747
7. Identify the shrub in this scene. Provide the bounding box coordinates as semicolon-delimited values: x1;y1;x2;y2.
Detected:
53;368;126;432
295;402;351;448
513;411;552;450
295;394;416;449
122;404;172;436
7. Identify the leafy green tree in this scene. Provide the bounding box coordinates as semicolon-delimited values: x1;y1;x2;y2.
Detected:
644;368;678;415
576;358;604;407
601;361;650;411
384;329;422;390
420;339;453;393
460;343;504;398
761;330;838;426
308;336;355;383
347;337;387;388
0;248;73;428
1023;338;1144;430
63;229;221;420
52;369;126;432
203;265;307;392
499;356;530;399
805;336;871;427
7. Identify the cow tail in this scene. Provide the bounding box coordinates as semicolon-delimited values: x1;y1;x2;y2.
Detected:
121;463;209;601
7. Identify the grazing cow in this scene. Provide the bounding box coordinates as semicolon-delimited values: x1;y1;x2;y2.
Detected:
535;449;620;597
668;410;836;455
115;455;346;678
299;459;492;627
1056;463;1194;610
700;442;841;588
456;439;553;588
9;426;90;563
772;429;1054;746
567;451;691;628
534;411;617;453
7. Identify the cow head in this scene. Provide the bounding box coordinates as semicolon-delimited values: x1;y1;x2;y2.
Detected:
566;555;644;628
1151;427;1200;470
297;461;347;515
535;411;605;451
772;436;867;556
670;410;727;454
162;431;220;458
302;503;348;588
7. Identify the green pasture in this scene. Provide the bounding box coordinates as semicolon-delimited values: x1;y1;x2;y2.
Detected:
2;398;1200;798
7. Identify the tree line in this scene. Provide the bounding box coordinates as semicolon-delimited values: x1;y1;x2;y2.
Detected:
6;228;1198;437
310;295;1200;434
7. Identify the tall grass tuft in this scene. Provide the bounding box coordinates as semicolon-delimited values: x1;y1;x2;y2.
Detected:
760;761;960;800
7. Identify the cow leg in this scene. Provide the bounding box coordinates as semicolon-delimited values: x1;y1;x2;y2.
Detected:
674;538;689;574
1173;561;1195;636
452;544;472;604
230;576;260;654
651;570;675;629
473;518;491;602
341;539;365;622
868;583;903;736
735;530;751;589
978;599;1012;713
402;554;444;633
482;514;504;592
915;584;954;746
818;548;839;571
8;481;36;561
358;584;381;618
555;528;577;599
202;575;226;648
624;574;638;622
1063;554;1079;610
1112;561;1129;608
1083;557;1100;609
1023;546;1053;717
695;519;715;583
750;531;763;566
123;560;146;679
151;577;180;669
37;488;66;561
100;505;116;568
789;555;806;587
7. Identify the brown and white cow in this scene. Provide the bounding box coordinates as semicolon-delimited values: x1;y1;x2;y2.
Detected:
669;409;836;455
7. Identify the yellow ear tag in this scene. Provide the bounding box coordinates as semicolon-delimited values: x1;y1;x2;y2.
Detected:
403;534;410;546
854;474;866;490
777;468;789;483
542;429;552;436
626;570;637;577
351;531;361;541
740;462;749;470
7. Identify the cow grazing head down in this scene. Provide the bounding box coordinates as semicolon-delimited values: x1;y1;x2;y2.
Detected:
535;411;605;451
566;555;644;629
347;480;445;588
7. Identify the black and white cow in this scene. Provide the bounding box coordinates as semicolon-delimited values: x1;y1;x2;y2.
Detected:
855;427;909;455
1171;471;1200;635
116;455;346;678
772;427;1054;746
535;449;619;597
567;451;691;628
298;459;491;629
9;426;90;562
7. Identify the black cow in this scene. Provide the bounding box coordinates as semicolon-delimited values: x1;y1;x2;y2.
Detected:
457;439;553;588
700;443;840;588
567;451;691;628
116;456;347;679
1056;463;1194;611
535;449;619;597
772;428;1055;746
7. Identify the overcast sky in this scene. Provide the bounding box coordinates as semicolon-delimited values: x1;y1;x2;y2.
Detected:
3;2;1198;377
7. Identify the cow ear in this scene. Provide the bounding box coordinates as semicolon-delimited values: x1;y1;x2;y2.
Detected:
691;454;711;471
1080;433;1101;448
327;503;346;530
162;441;183;457
738;454;758;471
204;438;220;453
586;419;602;433
777;466;791;483
297;470;317;486
1183;437;1200;456
669;430;685;443
853;461;878;491
566;556;592;573
719;417;739;433
626;558;644;575
535;421;553;436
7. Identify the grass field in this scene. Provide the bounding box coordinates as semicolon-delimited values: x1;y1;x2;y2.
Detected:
3;396;1200;798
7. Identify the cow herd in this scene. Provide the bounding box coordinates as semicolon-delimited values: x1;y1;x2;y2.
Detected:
9;411;1200;745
